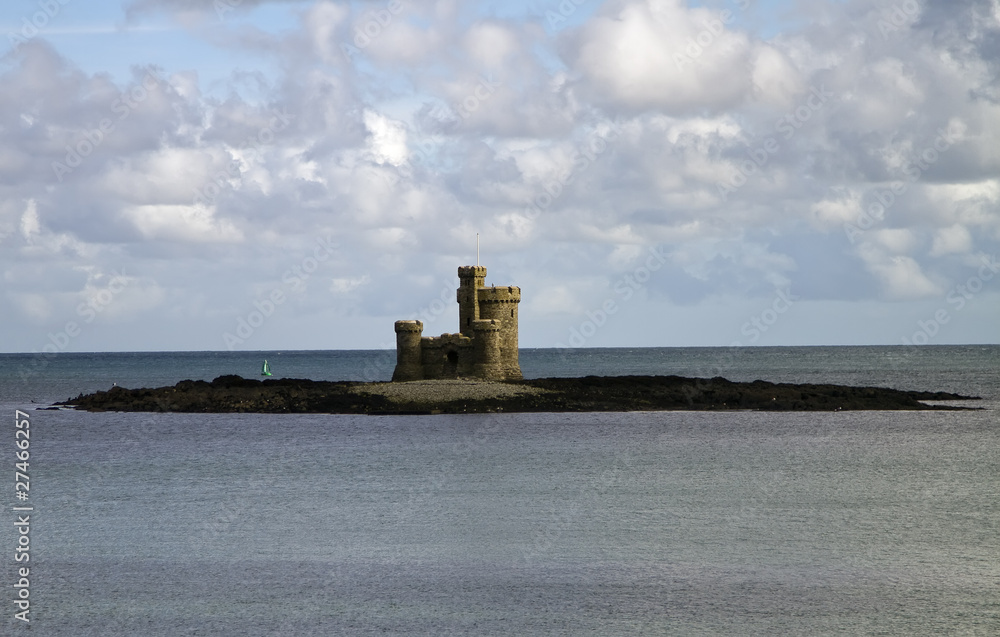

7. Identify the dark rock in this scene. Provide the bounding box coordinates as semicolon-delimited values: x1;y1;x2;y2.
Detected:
55;374;980;414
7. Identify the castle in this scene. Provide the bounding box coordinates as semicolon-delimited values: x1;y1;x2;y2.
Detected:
392;265;522;381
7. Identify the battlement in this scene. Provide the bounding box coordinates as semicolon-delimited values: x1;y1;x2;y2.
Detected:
421;333;472;347
477;286;520;303
458;265;487;279
394;320;424;333
392;264;521;381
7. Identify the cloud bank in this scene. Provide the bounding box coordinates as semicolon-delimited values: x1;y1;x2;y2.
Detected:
1;0;998;352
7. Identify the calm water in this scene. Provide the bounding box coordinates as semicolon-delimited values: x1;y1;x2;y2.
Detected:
1;346;998;635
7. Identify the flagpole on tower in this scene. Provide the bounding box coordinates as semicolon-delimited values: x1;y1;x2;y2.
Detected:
477;233;480;266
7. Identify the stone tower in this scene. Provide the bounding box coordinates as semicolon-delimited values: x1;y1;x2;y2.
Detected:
475;284;521;379
457;265;486;335
392;265;521;381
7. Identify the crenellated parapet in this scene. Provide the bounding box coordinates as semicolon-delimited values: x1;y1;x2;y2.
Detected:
477;285;520;304
392;265;522;381
394;319;424;333
457;265;487;280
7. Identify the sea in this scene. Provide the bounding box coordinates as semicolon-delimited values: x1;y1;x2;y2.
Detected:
1;346;998;636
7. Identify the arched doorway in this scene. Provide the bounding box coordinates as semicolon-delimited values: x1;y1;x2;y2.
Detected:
445;350;459;377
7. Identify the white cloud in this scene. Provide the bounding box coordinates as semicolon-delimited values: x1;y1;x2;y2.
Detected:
124;205;245;243
750;44;804;108
462;22;519;70
930;224;973;256
78;273;167;322
10;293;52;322
304;1;351;66
363;110;409;167
810;191;862;228
874;228;920;255
100;148;219;204
527;283;587;316
565;0;787;114
2;0;1000;350
330;275;371;294
859;246;941;299
20;200;41;240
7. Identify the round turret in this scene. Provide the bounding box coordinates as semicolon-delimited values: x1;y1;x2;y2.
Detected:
394;320;424;333
392;320;424;381
477;286;522;379
472;318;502;379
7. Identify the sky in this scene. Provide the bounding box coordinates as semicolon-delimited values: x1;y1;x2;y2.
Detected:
0;0;998;353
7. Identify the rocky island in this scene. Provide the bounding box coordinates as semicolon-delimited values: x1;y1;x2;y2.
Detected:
59;374;978;414
56;265;980;414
